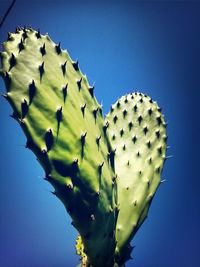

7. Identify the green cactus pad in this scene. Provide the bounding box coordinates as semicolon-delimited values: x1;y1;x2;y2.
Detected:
0;28;118;267
106;93;167;264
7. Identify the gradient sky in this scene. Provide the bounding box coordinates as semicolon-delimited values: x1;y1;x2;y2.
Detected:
0;1;200;267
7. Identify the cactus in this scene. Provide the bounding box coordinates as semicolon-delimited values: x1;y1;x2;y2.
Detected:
1;28;167;267
0;28;118;267
105;93;167;265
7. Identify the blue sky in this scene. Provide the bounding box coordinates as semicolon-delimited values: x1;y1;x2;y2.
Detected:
0;1;200;266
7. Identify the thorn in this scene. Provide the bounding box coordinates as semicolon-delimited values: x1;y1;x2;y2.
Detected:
112;134;116;140
123;144;126;150
103;121;109;135
73;158;78;164
36;29;41;38
81;103;86;117
147;141;151;148
40;43;46;56
113;115;118;124
124;97;128;103
61;61;67;76
77;78;82;90
116;101;120;108
138;115;143;125
96;135;101;148
137;151;140;157
81;132;87;144
143;126;148;135
56;106;62;122
7;32;12;41
133;104;137;112
9;53;16;71
163;135;168;143
55;42;61;54
127;160;130;166
3;72;11;88
148;108;153;115
128;121;133;131
88;85;94;97
158;146;162;155
98;161;104;175
91;214;95;221
93;107;98;122
21;98;28;118
15;27;19;33
72;60;79;71
29;80;36;104
148;157;152;164
45;128;54;151
158;107;162;112
62;84;68;103
160;179;166;183
134;200;137;206
110;106;114;113
156;130;160;139
149;98;153;103
123;109;127;118
18;38;24;53
22;29;28;40
41;148;47;154
139;98;143;103
38;62;44;81
132;135;137;144
2;93;8;100
156;166;161;173
120;128;124;137
157;115;162;125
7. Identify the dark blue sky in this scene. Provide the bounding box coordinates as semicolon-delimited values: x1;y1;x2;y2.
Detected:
0;1;200;267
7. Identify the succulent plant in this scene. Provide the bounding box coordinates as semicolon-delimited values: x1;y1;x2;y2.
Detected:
0;28;167;267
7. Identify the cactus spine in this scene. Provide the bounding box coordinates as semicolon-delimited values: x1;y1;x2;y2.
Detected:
1;28;167;267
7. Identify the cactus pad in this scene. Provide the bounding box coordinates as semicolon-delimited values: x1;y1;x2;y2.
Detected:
0;28;118;267
106;93;167;264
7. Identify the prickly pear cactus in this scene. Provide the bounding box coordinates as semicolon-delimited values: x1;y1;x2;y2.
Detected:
105;93;167;265
1;28;168;267
0;28;118;267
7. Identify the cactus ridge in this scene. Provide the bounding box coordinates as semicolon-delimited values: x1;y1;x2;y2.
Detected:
106;93;167;264
0;28;118;267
